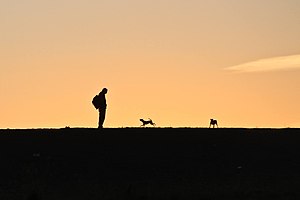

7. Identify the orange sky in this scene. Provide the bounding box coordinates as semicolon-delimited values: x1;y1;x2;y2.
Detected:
1;0;300;128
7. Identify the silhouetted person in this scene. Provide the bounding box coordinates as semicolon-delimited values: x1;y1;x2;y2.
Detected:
97;88;108;128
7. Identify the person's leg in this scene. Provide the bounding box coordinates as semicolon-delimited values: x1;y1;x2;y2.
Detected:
98;109;106;128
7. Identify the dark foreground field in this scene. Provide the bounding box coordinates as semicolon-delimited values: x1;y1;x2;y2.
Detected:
1;128;300;200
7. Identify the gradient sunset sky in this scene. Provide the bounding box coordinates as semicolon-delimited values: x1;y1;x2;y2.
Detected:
1;0;300;128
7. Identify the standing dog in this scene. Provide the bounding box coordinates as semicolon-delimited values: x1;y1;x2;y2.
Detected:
140;118;156;127
209;119;218;128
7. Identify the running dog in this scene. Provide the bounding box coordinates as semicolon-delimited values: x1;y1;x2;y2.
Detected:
140;118;156;127
209;119;218;128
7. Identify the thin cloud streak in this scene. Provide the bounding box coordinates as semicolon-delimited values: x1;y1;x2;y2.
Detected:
225;55;300;73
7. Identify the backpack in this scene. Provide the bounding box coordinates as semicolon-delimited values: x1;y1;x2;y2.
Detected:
92;94;101;109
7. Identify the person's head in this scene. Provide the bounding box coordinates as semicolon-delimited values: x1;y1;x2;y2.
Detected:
100;88;108;94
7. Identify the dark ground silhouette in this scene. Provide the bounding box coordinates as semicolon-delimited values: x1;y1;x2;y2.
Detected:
0;128;300;199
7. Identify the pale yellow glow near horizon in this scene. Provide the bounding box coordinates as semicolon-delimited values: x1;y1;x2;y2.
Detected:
1;1;300;128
